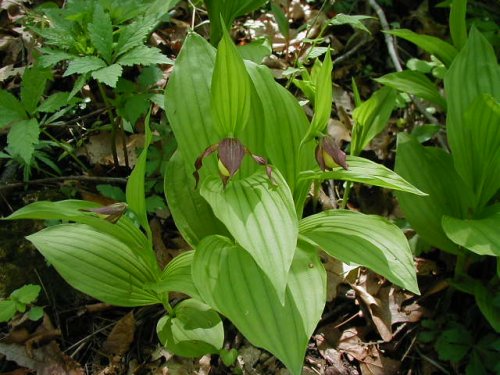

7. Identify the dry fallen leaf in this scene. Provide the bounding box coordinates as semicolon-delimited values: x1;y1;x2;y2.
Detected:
102;311;135;357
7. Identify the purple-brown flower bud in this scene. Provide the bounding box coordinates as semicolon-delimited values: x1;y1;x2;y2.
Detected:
315;135;348;171
193;137;275;187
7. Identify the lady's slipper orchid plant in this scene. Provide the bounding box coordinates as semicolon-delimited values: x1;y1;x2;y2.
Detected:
315;135;349;171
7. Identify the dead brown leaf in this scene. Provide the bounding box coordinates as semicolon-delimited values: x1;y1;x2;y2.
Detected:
101;311;135;357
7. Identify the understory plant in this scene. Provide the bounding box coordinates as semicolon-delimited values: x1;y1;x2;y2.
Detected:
5;14;427;375
376;0;500;334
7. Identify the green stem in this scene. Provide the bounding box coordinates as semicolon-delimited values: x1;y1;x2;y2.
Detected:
42;130;88;171
97;82;120;167
340;181;352;209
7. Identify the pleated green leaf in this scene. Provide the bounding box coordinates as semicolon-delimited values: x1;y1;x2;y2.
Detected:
27;224;160;306
211;24;251;137
445;28;500;209
153;251;201;299
157;298;224;357
126;113;152;232
192;235;326;375
299;210;419;294
351;86;397;155
375;70;446;109
164;151;228;247
449;0;468;50
200;171;298;301
245;62;315;193
385;29;457;67
164;33;218;175
4;199;152;267
395;133;473;254
299;155;425;195
442;205;500;257
309;51;333;139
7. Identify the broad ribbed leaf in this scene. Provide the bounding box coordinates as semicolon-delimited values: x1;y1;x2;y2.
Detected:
7;119;40;164
299;210;419;294
64;56;107;76
193;235;325;375
442;205;500;257
351;87;397;155
126;115;152;232
395;133;473;254
157;299;224;357
246;62;315;193
200;171;298;301
299;155;425;195
309;52;333;139
4;200;150;262
449;0;467;50
445;28;499;136
153;251;201;299
164;33;218;175
117;45;173;66
0;89;26;128
27;224;160;306
91;64;123;87
375;70;446;109
211;25;251;137
88;5;113;63
386;29;457;67
445;28;500;208
474;283;500;332
164;151;228;247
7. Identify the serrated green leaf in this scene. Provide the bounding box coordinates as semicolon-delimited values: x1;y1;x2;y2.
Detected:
211;24;252;137
299;210;420;294
157;298;224;357
200;171;298;302
117;94;151;126
27;224;160;306
138;65;163;87
474;283;500;332
328;13;373;33
351;87;397;155
126;112;152;232
88;4;113;63
375;70;447;109
117;45;173;67
21;66;51;114
435;323;472;362
442;205;500;257
7;118;40;164
36;92;71;113
193;235;325;375
0;300;17;322
10;284;41;304
395;133;473;254
38;48;75;68
64;56;107;76
299;155;426;195
386;29;458;67
91;64;123;87
96;184;126;202
27;306;44;321
0;89;27;128
115;18;156;56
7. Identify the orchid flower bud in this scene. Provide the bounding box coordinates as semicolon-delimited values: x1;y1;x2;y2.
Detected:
80;202;128;223
194;138;275;188
315;135;348;171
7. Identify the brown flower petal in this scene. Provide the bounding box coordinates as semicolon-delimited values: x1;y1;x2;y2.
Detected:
193;143;219;188
316;135;348;171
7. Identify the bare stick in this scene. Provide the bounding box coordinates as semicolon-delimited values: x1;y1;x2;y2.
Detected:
0;176;127;191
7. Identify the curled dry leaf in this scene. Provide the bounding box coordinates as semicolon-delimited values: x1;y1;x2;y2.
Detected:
101;311;136;357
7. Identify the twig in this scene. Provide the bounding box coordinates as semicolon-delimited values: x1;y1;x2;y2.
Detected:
0;175;127;191
367;0;448;150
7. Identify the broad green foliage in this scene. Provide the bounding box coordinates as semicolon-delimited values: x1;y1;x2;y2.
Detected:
392;14;500;331
6;7;423;373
